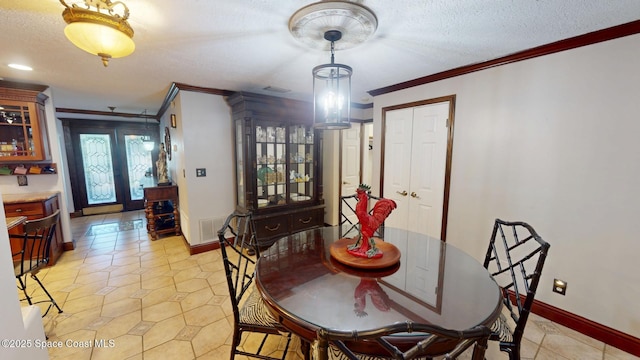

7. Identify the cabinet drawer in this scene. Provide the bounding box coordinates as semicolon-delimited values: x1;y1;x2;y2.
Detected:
144;186;178;202
254;216;290;241
4;202;43;218
291;208;324;232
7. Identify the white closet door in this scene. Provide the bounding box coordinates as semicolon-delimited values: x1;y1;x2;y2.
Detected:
382;107;413;231
407;102;449;237
383;101;450;238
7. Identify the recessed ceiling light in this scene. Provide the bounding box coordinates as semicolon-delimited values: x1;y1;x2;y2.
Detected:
8;64;33;71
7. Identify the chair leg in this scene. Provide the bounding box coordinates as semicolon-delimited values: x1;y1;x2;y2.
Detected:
16;276;33;306
301;340;311;360
471;338;488;360
317;337;328;360
230;328;241;360
31;274;63;317
500;343;520;360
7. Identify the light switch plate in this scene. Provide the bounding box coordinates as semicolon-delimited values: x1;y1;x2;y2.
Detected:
196;168;206;177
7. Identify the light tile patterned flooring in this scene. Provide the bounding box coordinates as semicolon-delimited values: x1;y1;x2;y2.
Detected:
20;210;638;359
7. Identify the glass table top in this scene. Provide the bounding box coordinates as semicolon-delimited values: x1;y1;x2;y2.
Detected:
256;226;502;335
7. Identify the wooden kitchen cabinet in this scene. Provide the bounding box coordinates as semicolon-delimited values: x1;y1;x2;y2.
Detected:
3;192;64;265
0;81;51;161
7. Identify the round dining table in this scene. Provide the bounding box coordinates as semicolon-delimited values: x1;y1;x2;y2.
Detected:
255;226;503;354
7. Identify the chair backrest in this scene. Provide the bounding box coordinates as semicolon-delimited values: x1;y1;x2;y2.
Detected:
483;219;550;344
339;192;385;238
12;210;60;276
217;211;258;322
316;321;491;360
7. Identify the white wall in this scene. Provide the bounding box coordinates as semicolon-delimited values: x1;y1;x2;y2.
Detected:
372;34;640;337
169;91;235;246
322;131;340;226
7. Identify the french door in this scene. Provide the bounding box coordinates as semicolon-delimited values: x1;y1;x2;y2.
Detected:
64;120;158;215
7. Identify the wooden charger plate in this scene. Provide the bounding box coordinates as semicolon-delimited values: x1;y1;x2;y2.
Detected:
330;237;401;269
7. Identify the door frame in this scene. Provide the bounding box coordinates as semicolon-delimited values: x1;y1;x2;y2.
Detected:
379;94;456;241
62;119;159;214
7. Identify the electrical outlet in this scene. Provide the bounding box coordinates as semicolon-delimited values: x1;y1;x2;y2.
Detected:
553;279;567;295
196;168;206;177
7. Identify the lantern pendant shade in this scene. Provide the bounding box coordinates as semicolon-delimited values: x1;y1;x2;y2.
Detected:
140;135;154;151
312;30;352;130
313;63;352;129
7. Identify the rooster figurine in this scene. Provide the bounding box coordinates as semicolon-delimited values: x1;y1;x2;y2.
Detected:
347;184;397;259
353;278;391;317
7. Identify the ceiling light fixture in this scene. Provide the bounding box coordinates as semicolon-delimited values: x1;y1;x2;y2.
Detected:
312;30;352;130
8;64;33;71
140;109;154;151
289;1;377;130
59;0;135;67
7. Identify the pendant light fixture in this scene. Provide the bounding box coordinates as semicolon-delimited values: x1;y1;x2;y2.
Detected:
59;0;135;67
141;110;155;151
312;30;352;130
289;1;377;130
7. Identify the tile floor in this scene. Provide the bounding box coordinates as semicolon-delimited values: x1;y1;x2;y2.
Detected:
20;210;638;359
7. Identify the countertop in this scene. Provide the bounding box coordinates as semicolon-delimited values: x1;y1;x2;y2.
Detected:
5;216;27;230
2;191;60;204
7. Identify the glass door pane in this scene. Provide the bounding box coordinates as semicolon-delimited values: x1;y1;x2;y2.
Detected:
124;134;154;201
256;125;286;208
289;125;314;203
80;133;116;205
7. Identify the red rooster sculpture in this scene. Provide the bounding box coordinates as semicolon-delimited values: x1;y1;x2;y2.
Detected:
347;184;397;259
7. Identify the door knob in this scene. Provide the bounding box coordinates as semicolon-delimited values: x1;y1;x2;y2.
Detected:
342;181;350;185
411;192;420;199
396;190;408;196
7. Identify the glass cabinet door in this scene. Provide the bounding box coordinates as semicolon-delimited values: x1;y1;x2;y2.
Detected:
236;121;246;207
256;124;287;208
0;101;38;159
288;124;314;203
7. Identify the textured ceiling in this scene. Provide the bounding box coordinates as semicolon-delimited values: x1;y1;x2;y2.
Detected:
1;0;640;119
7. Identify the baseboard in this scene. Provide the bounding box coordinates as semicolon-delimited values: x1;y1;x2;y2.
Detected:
63;239;75;251
510;291;640;356
188;239;220;255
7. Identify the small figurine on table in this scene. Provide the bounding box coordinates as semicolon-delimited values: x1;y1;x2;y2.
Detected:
157;142;170;185
347;184;397;259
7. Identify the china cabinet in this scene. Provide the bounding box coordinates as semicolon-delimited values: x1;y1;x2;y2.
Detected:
226;92;324;245
0;81;51;162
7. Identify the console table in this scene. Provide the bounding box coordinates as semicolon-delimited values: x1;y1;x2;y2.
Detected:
143;184;181;240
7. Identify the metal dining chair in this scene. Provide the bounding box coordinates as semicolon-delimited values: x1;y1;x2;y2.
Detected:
218;210;294;360
315;321;491;360
11;210;63;317
483;219;550;360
